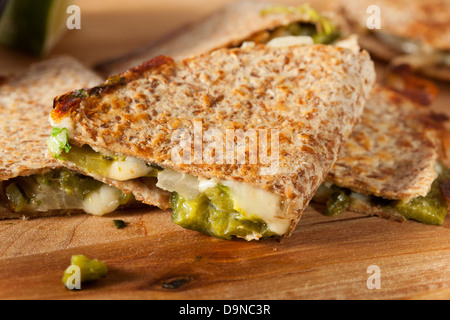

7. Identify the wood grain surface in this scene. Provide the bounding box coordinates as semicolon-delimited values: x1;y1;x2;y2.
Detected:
0;0;449;300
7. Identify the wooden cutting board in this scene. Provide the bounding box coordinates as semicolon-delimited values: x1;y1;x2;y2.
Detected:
1;206;450;300
0;0;449;300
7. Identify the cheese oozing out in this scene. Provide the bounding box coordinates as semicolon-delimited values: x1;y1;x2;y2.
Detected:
5;173;128;216
106;156;153;181
52;103;290;234
58;145;291;235
81;184;124;216
266;35;314;47
156;169;291;236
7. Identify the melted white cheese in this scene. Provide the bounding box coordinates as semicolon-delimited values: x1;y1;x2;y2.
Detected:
156;169;290;236
266;35;314;48
107;156;153;181
156;169;201;199
241;35;314;50
18;177;124;216
240;41;256;49
221;180;289;235
82;184;123;216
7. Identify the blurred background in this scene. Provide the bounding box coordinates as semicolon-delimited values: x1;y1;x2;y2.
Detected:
0;0;448;113
0;0;331;73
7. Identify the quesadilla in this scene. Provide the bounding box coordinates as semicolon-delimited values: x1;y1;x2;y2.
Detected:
95;0;347;76
0;56;141;219
47;44;375;241
93;0;450;226
313;85;450;225
335;0;450;82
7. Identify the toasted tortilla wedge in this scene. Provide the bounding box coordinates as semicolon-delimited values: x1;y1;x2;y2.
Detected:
93;1;450;224
95;0;347;76
335;0;450;81
95;0;449;226
0;56;157;219
313;85;450;224
49;45;375;240
94;0;450;226
329;86;442;202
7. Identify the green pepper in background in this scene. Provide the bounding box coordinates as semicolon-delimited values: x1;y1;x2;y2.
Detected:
315;163;450;225
50;169;105;200
0;0;72;56
62;254;108;289
5;170;100;212
394;180;448;225
4;182;27;212
394;164;450;225
260;3;340;45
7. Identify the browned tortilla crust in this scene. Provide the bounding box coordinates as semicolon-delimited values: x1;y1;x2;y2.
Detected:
52;45;375;236
327;86;441;201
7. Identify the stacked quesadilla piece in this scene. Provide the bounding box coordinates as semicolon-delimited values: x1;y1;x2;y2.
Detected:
335;0;450;82
314;85;450;225
48;44;375;240
1;0;448;242
0;56;148;219
93;0;450;228
95;0;348;76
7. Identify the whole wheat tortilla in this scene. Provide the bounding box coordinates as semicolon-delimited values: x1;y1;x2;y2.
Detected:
326;85;442;202
95;0;346;76
0;56;101;182
0;56;168;219
95;0;446;214
0;56;100;218
51;44;375;236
